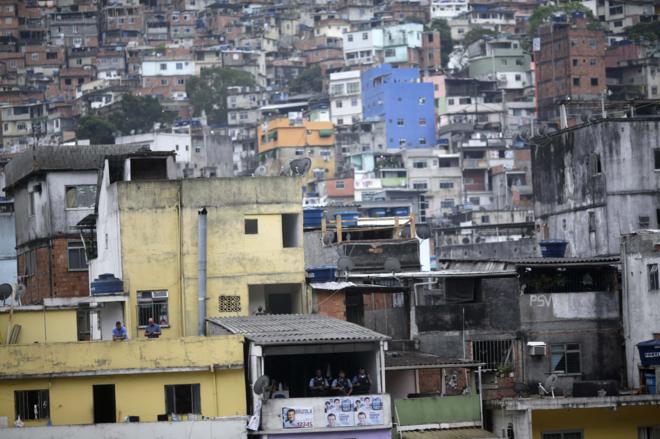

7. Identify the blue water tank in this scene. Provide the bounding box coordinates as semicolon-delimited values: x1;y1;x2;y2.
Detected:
645;373;656;395
368;208;387;217
336;211;358;228
91;273;124;295
306;265;337;283
303;208;324;229
539;240;568;258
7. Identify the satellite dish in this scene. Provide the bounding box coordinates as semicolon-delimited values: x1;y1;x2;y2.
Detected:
253;165;267;177
253;375;270;396
384;257;401;273
545;374;558;390
337;256;354;273
0;283;12;301
289;158;311;176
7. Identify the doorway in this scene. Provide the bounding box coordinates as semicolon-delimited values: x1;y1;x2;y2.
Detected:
93;384;116;423
268;293;292;314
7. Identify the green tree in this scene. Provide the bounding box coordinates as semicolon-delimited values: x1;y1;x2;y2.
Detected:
626;21;660;42
186;67;256;125
428;19;454;68
527;1;598;39
461;26;498;47
288;65;323;94
76;115;115;144
108;94;172;135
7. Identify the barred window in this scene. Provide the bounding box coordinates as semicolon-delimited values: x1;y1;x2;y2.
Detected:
15;390;49;420
219;295;241;313
472;339;514;371
137;290;169;327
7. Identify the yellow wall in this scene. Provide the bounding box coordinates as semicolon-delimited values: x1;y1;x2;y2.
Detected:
532;406;660;438
258;118;334;153
117;177;306;338
0;369;246;427
0;308;77;344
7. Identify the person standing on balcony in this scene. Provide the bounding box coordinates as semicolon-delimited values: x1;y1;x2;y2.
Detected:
112;321;128;341
144;317;162;338
331;370;352;396
309;369;329;396
352;368;372;395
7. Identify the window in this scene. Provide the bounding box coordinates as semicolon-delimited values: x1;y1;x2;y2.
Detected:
219;295;241;312
515;74;521;81
472;339;514;371
590;153;602;175
590;78;599;87
418;97;427;105
161;79;168;86
640;216;650;228
335;180;345;189
590;58;597;66
413;160;427;169
362;32;368;40
245;218;258;234
572;59;578;67
459;97;471;105
177;79;185;85
397;118;405;126
399;139;407;146
176;62;183;70
335;100;343;108
15;390;49;420
501;59;508;66
165;384;201;415
648;264;659;291
64;78;72;86
588;211;596;233
412;181;428;190
439;181;454;189
515;59;523;66
481;215;490;224
419;117;426;126
638;426;660;439
588;39;596;48
447;98;454;105
351;98;358;107
68;241;87;271
330;84;343;95
542;432;582;439
551;343;581;374
65;185;96;209
282;213;300;248
346;82;359;94
347;34;354;42
441;199;454;208
160;63;167;70
468;197;480;206
573;77;581;87
419;137;427;145
655;149;660;170
137;290;169;326
23;249;36;277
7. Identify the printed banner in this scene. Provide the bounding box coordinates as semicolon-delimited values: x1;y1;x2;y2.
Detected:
324;395;384;428
282;406;314;429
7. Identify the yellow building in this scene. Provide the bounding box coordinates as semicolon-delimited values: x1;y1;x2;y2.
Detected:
257;117;336;183
0;305;246;427
90;154;306;339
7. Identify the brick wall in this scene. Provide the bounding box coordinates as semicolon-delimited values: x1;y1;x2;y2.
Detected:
418;367;470;394
17;237;89;304
316;290;346;320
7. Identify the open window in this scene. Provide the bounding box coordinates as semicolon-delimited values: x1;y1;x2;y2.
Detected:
249;283;302;315
281;213;301;248
165;384;201;414
15;390;49;420
137;290;169;327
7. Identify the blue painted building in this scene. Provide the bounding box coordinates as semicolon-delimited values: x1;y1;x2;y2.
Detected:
361;64;436;149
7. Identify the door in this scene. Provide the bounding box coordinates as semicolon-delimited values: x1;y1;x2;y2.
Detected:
268;293;292;314
93;384;116;423
346;292;364;326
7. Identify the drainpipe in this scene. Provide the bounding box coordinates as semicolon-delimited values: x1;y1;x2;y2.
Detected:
411;279;437;340
197;208;207;336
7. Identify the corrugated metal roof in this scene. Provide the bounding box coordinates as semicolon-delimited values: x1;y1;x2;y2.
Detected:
386;351;484;370
207;314;390;346
505;256;620;266
402;428;498;439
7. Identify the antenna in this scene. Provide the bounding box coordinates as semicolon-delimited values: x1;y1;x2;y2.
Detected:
539;374;558;398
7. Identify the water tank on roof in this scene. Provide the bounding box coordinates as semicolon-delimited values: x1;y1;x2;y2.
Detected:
91;273;124;296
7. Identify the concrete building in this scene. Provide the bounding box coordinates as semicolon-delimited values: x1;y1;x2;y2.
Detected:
361;64;436;150
535;16;607;124
606;42;660;101
0;156;15;285
0;101;49;152
343;27;384;67
593;0;656;36
430;0;470;20
532;118;660;257
621;230;660;389
89;156;306;337
467;36;532;95
329;70;362;127
141;54;195;100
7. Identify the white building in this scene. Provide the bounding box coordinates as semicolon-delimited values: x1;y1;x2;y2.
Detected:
329;70;362;126
430;0;470;20
114;132;192;164
141;58;195;76
343;28;383;66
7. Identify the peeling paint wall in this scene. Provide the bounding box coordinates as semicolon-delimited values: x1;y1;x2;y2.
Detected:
532;120;660;257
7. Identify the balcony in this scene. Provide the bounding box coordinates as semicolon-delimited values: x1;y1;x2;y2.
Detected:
381;177;407;188
462;159;488;169
394;394;482;430
260;394;391;434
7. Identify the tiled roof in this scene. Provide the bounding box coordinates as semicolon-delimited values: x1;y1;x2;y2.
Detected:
385;351;484;370
3;144;147;190
207;314;390;346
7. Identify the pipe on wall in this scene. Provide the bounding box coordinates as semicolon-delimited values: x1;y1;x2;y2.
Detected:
197;207;207;336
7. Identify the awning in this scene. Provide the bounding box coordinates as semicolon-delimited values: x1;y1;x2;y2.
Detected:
402;428;499;439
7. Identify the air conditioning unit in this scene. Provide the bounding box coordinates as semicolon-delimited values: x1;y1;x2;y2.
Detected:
527;341;546;356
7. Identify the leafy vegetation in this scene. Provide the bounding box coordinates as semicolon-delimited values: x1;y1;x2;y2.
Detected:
186;67;256;125
527;1;599;38
76;115;115;144
288;65;323;94
461;26;498;47
626;21;660;42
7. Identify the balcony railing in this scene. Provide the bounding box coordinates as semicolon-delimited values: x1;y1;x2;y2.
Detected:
395;394;481;429
260;394;391;434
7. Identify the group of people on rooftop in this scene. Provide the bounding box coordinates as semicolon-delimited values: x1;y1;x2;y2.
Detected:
111;318;161;340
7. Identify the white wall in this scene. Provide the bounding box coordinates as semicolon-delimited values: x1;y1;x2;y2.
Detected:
115;133;192;163
142;60;195;76
0;418;248;439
